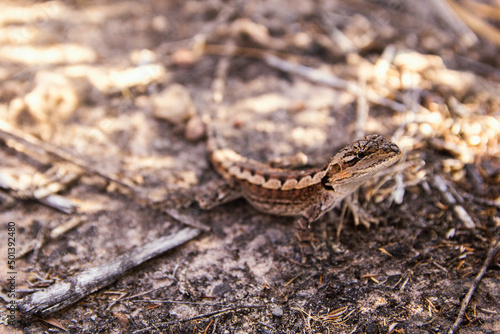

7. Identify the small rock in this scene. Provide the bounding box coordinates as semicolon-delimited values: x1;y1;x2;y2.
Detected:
213;282;232;296
184;115;206;142
130;49;157;65
271;305;283;317
153;84;196;124
25;71;79;120
171;49;199;67
152;15;169;32
24;71;79;139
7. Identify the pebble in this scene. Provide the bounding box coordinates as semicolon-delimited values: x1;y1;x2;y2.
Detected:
184;115;206;142
271;305;283;317
153;84;196;124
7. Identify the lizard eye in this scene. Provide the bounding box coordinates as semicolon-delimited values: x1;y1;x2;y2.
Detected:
357;152;366;159
329;163;341;173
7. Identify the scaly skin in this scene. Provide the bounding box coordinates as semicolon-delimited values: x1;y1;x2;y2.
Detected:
202;124;402;248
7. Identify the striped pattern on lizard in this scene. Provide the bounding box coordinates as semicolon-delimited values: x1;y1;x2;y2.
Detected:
199;122;402;246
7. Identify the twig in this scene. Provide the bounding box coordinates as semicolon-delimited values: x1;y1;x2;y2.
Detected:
446;0;500;47
264;54;360;93
132;304;265;333
130;299;228;307
211;52;232;103
431;174;475;229
156;0;238;60
164;208;211;232
203;43;408;113
457;191;500;210
0;120;140;199
355;78;368;139
427;0;477;48
262;54;407;113
448;239;500;334
18;227;201;316
0;169;79;214
36;194;78;214
0;120;204;230
258;321;276;331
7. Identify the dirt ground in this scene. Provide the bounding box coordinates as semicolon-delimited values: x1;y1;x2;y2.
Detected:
0;0;499;333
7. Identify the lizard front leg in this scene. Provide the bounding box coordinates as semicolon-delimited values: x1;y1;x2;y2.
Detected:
295;189;341;255
295;204;328;255
344;192;379;228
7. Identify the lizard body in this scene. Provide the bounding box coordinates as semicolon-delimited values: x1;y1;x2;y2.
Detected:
203;124;402;233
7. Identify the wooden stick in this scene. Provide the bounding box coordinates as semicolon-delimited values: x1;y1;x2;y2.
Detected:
132;304;265;333
0;120;140;198
446;0;500;47
263;54;408;113
0;169;78;214
18;227;201;316
448;240;500;334
428;0;477;48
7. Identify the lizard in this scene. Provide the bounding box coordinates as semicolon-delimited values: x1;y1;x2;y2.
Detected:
197;122;402;248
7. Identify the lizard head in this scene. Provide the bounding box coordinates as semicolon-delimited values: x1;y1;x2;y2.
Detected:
321;134;401;191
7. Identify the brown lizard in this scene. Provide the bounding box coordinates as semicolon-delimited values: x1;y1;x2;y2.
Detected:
197;123;402;246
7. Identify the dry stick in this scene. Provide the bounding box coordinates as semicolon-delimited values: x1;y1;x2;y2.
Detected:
212;55;231;103
262;54;407;113
0;167;78;214
0;120;208;231
17;216;89;259
448;240;500;334
427;0;477;48
446;0;500;47
164;207;211;232
132;304;265;333
355;78;368;139
0;120;141;200
462;0;500;21
203;44;407;113
431;174;475;229
18;227;201;317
